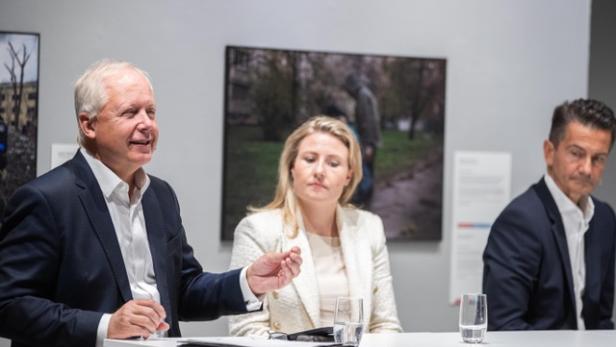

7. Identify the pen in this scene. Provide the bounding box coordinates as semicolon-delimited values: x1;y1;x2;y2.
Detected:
127;336;145;341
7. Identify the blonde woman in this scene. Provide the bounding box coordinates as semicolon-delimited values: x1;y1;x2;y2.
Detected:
229;116;402;336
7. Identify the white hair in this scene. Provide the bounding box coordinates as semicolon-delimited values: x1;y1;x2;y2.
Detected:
74;59;153;144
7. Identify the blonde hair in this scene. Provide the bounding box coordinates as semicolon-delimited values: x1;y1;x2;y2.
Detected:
252;115;363;237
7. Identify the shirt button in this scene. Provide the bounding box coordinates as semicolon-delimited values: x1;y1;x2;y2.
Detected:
272;291;279;300
272;321;281;330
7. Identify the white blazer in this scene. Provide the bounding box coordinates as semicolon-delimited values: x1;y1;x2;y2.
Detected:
229;206;402;336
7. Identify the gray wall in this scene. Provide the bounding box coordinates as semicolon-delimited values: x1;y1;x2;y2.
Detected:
590;0;616;206
0;0;596;345
589;0;616;326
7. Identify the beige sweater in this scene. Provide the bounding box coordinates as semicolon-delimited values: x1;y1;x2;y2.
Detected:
305;231;349;326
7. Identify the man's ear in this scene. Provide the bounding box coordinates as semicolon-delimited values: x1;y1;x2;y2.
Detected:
78;113;96;140
543;139;554;168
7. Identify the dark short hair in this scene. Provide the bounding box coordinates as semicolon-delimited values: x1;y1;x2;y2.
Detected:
549;99;616;150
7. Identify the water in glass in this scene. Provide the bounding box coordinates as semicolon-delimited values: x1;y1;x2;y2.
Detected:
333;321;364;346
460;324;486;343
334;297;364;346
459;293;487;344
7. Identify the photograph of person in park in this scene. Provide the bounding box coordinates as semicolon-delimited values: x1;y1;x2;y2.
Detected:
222;46;446;241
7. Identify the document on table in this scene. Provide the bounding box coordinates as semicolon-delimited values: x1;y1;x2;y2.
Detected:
177;337;335;347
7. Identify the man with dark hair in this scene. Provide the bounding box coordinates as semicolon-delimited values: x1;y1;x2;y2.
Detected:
483;99;616;331
549;99;616;148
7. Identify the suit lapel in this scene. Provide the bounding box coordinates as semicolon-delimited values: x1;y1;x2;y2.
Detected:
583;213;600;314
550;222;577;316
535;179;577;320
283;220;320;328
72;152;132;302
141;187;172;326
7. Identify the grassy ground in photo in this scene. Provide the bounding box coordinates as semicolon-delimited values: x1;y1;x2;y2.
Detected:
222;126;282;240
375;130;441;184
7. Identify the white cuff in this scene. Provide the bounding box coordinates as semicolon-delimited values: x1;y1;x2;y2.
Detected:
239;266;263;311
96;313;112;347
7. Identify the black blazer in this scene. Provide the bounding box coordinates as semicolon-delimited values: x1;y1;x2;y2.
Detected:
483;178;615;330
0;152;246;347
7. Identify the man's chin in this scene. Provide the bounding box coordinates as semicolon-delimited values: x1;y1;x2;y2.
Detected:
130;153;153;166
573;182;595;194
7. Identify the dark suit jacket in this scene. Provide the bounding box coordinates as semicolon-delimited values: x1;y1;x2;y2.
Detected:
483;178;615;330
0;152;247;347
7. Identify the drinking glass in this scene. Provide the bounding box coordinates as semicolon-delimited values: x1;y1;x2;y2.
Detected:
333;297;364;346
459;293;487;343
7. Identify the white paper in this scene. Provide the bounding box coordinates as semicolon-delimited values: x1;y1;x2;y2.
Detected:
449;151;511;304
178;337;332;347
50;143;79;169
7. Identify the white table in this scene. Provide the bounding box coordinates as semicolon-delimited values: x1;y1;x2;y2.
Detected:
104;330;616;347
360;330;615;347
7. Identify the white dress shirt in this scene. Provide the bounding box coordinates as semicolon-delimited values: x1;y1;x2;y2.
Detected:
544;174;594;330
81;149;260;347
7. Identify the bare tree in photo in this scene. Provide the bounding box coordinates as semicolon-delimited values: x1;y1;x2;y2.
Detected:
408;61;445;139
383;59;444;140
4;42;31;129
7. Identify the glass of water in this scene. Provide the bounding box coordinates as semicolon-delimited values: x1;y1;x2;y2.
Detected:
459;293;487;343
333;297;364;346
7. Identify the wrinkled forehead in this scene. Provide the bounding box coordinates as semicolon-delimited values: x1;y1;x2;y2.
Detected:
561;121;612;153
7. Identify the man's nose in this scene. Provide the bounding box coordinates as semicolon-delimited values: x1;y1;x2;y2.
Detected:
579;156;592;175
136;110;154;129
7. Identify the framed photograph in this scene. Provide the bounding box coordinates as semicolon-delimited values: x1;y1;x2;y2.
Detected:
0;32;40;223
222;45;446;241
